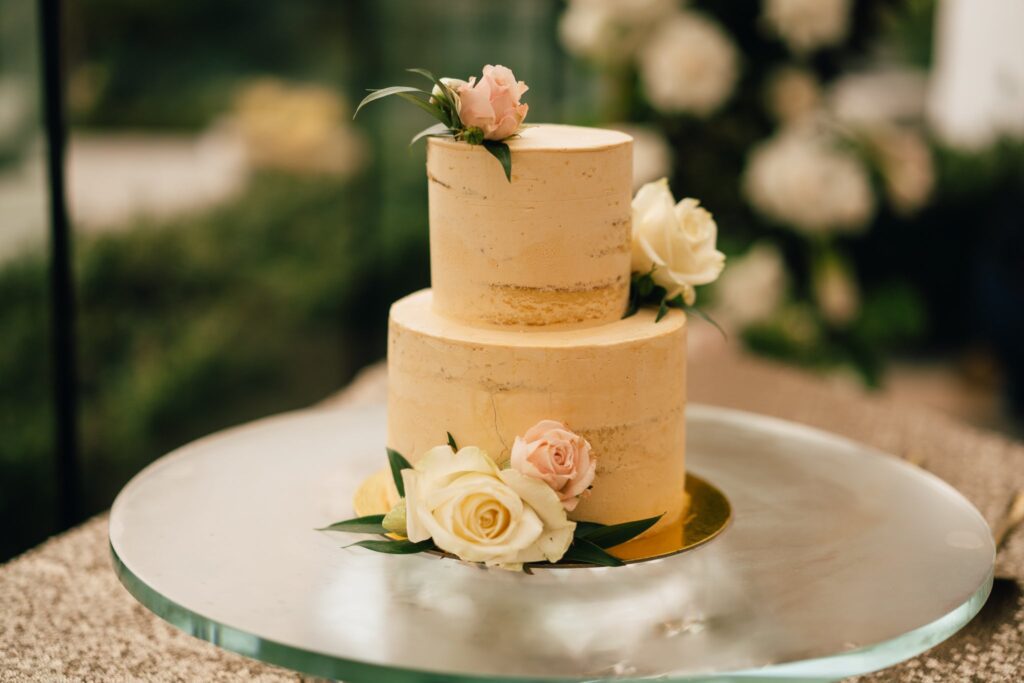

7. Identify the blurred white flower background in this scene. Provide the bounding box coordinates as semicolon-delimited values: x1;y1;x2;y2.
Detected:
558;0;1023;388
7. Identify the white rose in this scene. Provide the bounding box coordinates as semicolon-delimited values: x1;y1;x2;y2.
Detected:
403;445;575;569
631;178;726;305
639;11;740;116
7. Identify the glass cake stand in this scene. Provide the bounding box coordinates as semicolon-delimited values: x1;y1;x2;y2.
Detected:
109;404;994;682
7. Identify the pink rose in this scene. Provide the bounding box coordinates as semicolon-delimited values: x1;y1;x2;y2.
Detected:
511;420;595;511
456;64;529;141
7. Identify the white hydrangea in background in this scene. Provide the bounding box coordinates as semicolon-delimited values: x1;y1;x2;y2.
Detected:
765;66;821;125
762;0;852;54
828;68;929;128
742;124;874;235
609;123;672;191
824;70;934;215
639;11;740;117
712;241;789;328
559;0;679;66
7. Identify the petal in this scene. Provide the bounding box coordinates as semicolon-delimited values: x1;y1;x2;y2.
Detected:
631;178;671;215
457;79;495;130
499;469;574;532
560;455;596;500
418;445;499;490
401;469;431;543
522;419;569;441
638;234;667;269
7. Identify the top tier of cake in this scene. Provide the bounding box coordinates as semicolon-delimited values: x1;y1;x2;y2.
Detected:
427;124;633;328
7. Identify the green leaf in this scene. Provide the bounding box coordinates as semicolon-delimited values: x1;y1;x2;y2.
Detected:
446;431;458;451
636;272;655;297
572;521;606;538
578;515;663;548
317;514;386;534
387;448;413;497
406;67;440;85
347;539;433;554
394;92;448;125
561;538;624;567
353;86;427;118
684;304;727;339
482;140;512;182
655;300;669;322
406;69;463;129
410;123;453;146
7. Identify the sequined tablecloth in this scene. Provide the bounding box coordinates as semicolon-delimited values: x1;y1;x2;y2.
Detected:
2;349;1021;682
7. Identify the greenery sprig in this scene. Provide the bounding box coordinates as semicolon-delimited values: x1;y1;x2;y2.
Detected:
353;68;514;181
319;445;662;570
625;267;726;337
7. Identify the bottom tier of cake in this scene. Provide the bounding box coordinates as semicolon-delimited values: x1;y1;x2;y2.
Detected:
386;289;687;535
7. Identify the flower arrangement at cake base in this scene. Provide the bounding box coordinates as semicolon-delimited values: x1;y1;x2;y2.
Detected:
319;423;663;572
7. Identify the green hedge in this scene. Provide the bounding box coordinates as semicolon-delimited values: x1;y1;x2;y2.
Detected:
0;172;429;561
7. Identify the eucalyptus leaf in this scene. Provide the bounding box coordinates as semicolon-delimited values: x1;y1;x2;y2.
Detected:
578;515;663;548
353;86;427;118
387;448;413;497
410;123;453;146
447;431;458;451
347;539;433;554
482;140;512;182
561;538;624;567
317;514;386;534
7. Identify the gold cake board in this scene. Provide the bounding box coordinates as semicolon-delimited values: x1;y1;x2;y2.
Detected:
353;468;732;564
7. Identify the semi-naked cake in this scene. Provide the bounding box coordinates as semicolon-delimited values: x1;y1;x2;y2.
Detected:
387;124;688;536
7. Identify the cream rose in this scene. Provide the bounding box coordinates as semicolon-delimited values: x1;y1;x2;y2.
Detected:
631;178;726;305
402;445;574;568
455;65;529;141
511;420;595;511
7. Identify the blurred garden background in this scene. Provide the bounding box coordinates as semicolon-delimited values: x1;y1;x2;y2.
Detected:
1;0;1022;562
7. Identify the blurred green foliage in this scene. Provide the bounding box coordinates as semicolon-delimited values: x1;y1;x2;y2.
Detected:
65;1;363;129
0;173;429;559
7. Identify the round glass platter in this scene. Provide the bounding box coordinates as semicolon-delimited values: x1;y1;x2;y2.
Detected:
109;404;994;682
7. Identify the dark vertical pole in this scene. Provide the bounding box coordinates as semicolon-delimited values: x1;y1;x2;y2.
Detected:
39;0;81;527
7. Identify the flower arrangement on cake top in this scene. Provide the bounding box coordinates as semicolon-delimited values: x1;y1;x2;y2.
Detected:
320;421;661;572
626;178;727;330
354;65;529;181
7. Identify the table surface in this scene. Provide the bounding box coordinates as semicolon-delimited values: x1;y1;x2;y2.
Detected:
3;347;1023;682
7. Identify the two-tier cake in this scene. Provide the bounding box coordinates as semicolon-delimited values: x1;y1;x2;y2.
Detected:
386;124;687;536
